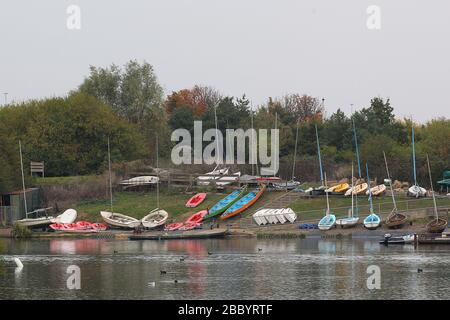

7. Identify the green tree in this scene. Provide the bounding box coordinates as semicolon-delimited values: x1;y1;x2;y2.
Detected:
0;93;147;177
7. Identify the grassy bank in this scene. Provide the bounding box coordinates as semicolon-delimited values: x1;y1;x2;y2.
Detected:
289;194;450;220
32;175;100;185
74;190;226;222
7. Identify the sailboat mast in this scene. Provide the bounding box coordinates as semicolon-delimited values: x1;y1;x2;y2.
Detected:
412;126;417;186
315;124;324;185
366;163;374;214
107;137;113;214
426;154;438;221
292;117;300;181
156;135;160;209
383;151;398;213
350;163;354;218
19;141;28;215
352;118;362;178
274;112;277;177
214;102;220;168
324;172;330;215
250;104;255;176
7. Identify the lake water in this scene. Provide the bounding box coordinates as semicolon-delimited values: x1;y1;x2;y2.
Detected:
1;237;450;300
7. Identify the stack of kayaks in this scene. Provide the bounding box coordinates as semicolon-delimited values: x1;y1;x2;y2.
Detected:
220;185;266;220
203;186;248;220
164;210;207;231
253;208;297;225
50;221;107;233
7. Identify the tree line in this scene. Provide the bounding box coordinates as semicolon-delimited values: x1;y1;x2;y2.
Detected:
0;60;449;193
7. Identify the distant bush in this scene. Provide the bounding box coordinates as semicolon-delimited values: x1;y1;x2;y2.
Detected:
11;223;32;238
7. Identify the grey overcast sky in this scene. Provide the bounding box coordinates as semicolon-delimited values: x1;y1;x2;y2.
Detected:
0;0;449;122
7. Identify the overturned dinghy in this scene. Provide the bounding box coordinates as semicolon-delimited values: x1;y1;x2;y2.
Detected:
253;208;297;226
253;211;268;225
120;176;159;186
51;209;77;224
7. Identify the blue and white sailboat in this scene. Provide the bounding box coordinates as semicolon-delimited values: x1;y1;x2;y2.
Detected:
307;124;327;195
408;126;426;198
336;163;359;228
318;172;336;230
345;118;368;196
363;163;381;230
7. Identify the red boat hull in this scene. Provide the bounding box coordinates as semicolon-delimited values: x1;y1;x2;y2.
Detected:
186;210;208;224
186;193;207;208
50;221;107;232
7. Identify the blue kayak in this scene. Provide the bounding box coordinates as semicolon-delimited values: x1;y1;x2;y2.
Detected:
203;186;247;220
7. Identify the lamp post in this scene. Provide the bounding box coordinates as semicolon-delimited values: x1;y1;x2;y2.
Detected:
3;92;7;105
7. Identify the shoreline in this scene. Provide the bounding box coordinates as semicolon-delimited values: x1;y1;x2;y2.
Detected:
0;220;438;240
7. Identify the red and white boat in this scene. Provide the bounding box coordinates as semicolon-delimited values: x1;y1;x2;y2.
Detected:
186;210;208;224
164;223;184;231
179;222;201;231
185;193;207;208
49;221;107;233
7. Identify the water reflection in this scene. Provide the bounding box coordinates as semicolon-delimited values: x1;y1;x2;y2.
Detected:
1;238;450;299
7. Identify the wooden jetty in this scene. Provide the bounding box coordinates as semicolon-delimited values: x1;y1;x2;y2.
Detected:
129;228;229;240
418;230;450;244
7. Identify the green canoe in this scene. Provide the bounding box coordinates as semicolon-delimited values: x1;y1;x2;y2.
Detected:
203;186;247;220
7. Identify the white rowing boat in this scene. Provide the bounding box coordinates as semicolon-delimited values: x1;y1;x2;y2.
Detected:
141;208;168;229
100;211;141;229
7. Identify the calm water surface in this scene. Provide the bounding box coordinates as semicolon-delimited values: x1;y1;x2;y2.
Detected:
1;237;450;299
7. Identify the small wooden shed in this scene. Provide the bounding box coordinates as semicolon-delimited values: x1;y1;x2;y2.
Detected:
0;188;43;226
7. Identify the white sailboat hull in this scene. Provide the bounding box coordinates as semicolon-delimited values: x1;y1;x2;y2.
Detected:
16;216;54;227
408;185;427;198
100;211;141;229
197;168;229;185
51;209;77;224
336;217;360;228
141;209;169;229
120;176;159;185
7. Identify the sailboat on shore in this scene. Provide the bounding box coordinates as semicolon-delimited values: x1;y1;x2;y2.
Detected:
100;138;141;229
408;126;426;198
425;154;447;233
384;151;407;229
363;163;381;230
336;163;359;228
15;141;54;228
197;102;240;186
141;136;169;229
306;125;326;196
345;118;368;196
318;173;336;230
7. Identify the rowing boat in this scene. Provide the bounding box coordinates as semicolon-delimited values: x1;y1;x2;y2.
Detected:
141;208;169;229
203;186;247;220
220;185;266;220
100;211;141;229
